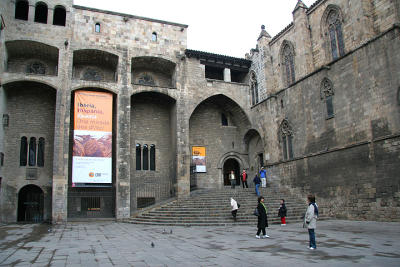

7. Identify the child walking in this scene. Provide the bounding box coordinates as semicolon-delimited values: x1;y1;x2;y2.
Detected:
278;199;287;226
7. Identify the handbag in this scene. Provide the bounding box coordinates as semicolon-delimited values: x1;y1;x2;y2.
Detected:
237;203;241;208
253;207;259;216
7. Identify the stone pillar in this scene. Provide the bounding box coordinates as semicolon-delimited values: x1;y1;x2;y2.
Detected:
116;49;131;220
176;100;190;198
48;8;54;25
28;4;35;22
223;68;231;82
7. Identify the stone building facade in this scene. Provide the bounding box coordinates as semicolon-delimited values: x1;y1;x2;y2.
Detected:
0;0;399;223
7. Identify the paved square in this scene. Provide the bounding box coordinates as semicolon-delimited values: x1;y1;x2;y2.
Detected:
1;220;399;266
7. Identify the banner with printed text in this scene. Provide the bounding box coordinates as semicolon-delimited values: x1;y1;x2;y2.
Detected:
192;146;206;173
72;90;113;186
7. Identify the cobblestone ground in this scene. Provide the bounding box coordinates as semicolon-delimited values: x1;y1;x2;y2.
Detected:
0;220;399;266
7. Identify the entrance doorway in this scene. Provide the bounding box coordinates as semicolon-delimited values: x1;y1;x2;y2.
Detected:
18;184;44;223
223;158;240;186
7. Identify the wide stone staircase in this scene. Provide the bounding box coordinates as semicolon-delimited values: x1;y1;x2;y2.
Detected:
125;184;327;226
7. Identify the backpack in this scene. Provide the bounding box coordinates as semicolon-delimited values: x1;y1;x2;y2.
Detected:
312;203;319;216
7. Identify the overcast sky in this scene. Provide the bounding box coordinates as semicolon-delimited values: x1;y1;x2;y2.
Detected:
74;0;316;58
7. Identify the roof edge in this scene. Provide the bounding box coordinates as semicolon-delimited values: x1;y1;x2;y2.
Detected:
73;5;189;28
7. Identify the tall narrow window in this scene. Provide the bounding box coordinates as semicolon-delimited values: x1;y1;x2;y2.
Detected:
53;6;66;26
136;144;141;170
95;23;100;33
37;138;45;167
150;144;156;171
152;32;157;42
280;120;294;160
15;0;29;20
282;43;295;86
320;78;335;119
221;113;228;126
20;137;28;166
327;9;344;60
28;137;37;166
0;152;4;166
143;144;149;170
250;72;258;105
34;2;48;24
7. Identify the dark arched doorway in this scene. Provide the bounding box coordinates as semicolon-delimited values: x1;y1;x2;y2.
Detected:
18;185;44;222
223;158;240;186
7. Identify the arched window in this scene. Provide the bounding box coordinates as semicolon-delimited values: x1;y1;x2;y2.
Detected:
20;137;28;166
95;23;101;33
143;144;149;170
250;72;259;105
34;2;48;24
282;43;295;86
37;137;45;167
15;0;29;20
150;144;156;171
28;137;37;166
327;9;344;60
280;120;294;160
320;78;335;118
26;62;46;75
136;144;141;170
221;113;228;126
152;32;157;42
53;5;66;26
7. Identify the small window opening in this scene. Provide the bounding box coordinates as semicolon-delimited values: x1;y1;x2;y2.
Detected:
28;137;37;166
37;137;45;167
34;2;48;24
221;113;228;126
20;137;27;166
205;65;224;80
53;6;66;26
15;0;29;20
95;23;100;33
136;144;141;170
281;99;284;109
0;152;4;166
150;144;156;171
152;32;157;42
231;70;246;83
143;144;149;170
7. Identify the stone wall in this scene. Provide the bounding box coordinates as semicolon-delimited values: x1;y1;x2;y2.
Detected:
252;25;400;221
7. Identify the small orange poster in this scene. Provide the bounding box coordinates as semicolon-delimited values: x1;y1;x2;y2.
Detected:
192;146;206;173
72;90;113;186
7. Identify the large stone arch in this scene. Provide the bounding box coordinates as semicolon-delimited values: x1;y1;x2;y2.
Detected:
0;80;56;223
189;94;251;189
130;91;177;212
244;129;264;180
67;87;117;220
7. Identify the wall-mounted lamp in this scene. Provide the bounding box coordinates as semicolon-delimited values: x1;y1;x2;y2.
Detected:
2;114;9;127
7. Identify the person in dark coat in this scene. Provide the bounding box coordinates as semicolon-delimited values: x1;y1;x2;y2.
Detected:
278;199;287;226
256;196;269;238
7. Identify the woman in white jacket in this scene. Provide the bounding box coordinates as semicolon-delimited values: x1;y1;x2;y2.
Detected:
305;194;318;250
230;198;239;221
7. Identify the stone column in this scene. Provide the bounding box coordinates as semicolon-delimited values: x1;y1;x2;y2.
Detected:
115;49;131;220
28;4;35;22
223;68;231;82
48;8;54;25
176;98;190;198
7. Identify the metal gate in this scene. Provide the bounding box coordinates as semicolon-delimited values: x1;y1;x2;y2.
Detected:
68;187;115;218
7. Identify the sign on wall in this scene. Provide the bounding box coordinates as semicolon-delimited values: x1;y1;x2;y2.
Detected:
72;90;113;186
192;146;206;173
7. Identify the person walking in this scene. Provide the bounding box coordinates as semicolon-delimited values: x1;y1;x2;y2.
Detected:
256;196;269;238
278;199;287;226
259;167;267;188
230;197;239;222
240;169;248;188
253;174;261;196
229;170;236;189
305;194;318;250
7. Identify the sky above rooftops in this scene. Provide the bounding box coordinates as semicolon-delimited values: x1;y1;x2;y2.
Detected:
74;0;316;58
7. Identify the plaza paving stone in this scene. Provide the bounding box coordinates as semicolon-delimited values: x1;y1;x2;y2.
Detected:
0;220;399;266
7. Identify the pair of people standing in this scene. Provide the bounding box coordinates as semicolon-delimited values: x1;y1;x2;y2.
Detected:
230;170;249;189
